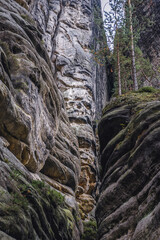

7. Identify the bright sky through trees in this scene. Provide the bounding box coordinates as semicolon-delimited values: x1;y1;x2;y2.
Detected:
101;0;111;19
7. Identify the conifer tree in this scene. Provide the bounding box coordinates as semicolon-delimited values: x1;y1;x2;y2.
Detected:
104;0;124;95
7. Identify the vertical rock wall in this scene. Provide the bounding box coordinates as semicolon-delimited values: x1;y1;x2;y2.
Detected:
96;93;160;240
135;0;160;87
0;0;108;223
28;0;108;219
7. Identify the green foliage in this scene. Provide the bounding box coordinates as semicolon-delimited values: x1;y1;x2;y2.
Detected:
0;190;29;215
46;188;64;207
102;91;160;114
10;169;23;179
91;6;109;66
81;220;97;240
102;0;160;95
11;192;28;210
31;180;64;207
138;86;157;93
31;180;45;189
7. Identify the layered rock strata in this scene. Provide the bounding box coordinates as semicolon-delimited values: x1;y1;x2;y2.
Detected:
96;92;160;240
0;0;83;238
28;0;108;218
0;139;82;240
0;2;107;237
0;0;81;195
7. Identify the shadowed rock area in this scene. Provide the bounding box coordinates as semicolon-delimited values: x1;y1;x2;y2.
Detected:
0;139;82;240
28;0;108;217
0;0;83;238
96;91;160;240
0;0;107;238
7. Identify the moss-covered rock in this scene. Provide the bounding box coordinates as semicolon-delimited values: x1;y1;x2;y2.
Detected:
0;141;81;240
97;92;160;240
81;220;97;240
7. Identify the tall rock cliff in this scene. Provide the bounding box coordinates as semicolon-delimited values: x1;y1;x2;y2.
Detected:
28;0;108;218
96;91;160;240
0;0;107;239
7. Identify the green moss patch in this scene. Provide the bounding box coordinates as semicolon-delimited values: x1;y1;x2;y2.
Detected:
81;220;98;240
103;91;160;115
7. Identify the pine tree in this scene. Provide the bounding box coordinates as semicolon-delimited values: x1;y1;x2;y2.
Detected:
104;0;125;95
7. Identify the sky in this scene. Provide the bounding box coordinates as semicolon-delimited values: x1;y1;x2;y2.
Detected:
101;0;111;18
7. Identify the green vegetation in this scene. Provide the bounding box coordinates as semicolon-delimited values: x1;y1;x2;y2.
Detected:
138;86;157;93
91;6;109;66
31;180;65;207
46;188;64;207
102;90;160;114
94;0;159;96
81;220;98;240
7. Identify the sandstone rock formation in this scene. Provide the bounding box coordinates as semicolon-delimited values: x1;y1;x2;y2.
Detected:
28;0;108;218
96;92;160;240
0;0;84;238
0;0;81;195
0;0;108;238
0;139;82;239
135;0;160;88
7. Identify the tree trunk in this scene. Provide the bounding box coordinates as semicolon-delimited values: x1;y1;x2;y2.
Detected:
128;0;138;91
117;40;122;95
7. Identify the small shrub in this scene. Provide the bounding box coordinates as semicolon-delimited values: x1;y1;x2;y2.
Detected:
31;180;64;207
47;188;64;207
10;169;22;179
31;180;45;189
81;220;98;240
138;86;156;93
11;192;28;210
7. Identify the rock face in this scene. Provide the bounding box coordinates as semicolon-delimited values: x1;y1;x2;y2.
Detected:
0;139;82;240
136;0;160;87
0;0;81;195
0;0;107;238
96;92;160;240
137;0;160;64
28;0;108;218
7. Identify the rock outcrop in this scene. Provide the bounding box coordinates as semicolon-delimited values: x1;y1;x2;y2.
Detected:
96;91;160;240
0;0;107;238
135;0;160;88
0;0;84;238
0;139;82;240
0;0;81;195
28;0;108;218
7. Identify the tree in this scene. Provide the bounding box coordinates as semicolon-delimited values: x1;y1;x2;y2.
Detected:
104;0;125;95
127;0;138;90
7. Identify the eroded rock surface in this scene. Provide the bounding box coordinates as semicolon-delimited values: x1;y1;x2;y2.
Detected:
136;0;160;87
0;139;82;240
0;0;84;238
96;92;160;240
0;1;107;239
0;0;81;194
28;0;108;218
